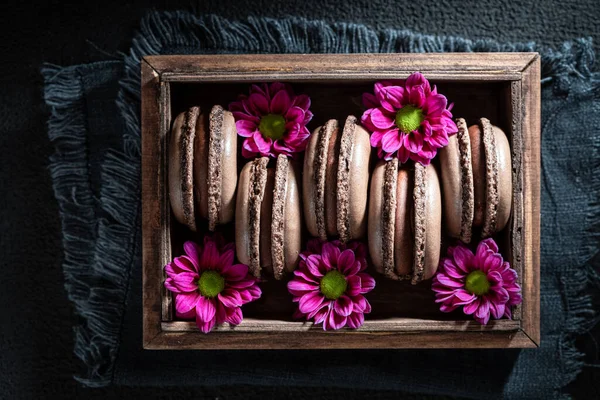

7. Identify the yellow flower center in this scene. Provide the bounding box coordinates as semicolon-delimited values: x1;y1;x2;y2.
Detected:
320;270;347;300
465;270;490;296
395;105;424;133
258;113;286;140
198;270;225;298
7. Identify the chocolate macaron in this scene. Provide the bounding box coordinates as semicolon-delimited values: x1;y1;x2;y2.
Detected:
303;116;371;242
168;105;238;232
439;117;512;241
236;155;302;280
368;159;442;284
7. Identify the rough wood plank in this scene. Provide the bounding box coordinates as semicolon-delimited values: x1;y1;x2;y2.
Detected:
141;59;163;346
145;53;537;82
520;55;541;346
162;318;520;333
146;329;536;350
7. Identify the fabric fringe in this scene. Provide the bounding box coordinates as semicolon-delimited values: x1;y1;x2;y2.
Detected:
43;62;139;387
111;12;598;393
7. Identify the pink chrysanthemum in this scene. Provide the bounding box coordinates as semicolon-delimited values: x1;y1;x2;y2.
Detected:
164;235;261;333
432;238;522;325
229;82;313;158
361;72;458;165
287;239;375;330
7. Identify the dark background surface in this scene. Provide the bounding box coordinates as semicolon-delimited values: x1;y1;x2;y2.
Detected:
1;0;598;398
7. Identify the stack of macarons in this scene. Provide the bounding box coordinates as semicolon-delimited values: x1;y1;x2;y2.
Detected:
168;102;512;285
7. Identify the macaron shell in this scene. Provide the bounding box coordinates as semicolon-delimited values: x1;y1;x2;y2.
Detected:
367;160;386;275
271;156;302;279
421;164;442;281
302;126;324;239
235;160;253;269
492;125;512;234
337;116;371;242
325;122;340;237
259;168;275;275
194;111;209;220
469;124;485;227
439;118;473;243
218;109;238;225
394;166;414;278
168;108;198;232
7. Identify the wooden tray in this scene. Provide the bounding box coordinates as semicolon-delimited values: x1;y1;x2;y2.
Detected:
141;53;540;349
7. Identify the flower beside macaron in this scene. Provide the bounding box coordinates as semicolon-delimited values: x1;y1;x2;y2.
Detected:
229;82;313;159
432;238;522;325
361;72;457;165
288;239;375;330
164;235;261;333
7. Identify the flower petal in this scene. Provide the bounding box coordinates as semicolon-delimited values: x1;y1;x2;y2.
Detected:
334;295;354;317
369;108;395;129
321;243;341;270
285;106;305;124
175;292;200;315
305;255;326;277
221;263;248;281
270;88;291;115
292;94;311;111
218;288;243;308
183;242;202;270
363;92;379;108
226;307;243;326
452;245;473;272
346;311;365;329
424;94;448;116
327;309;347;330
196;317;216;333
252;131;273;155
236;120;258;137
337;249;356;273
381;130;403;153
196;296;216;323
299;291;325;314
409;85;425;108
346;275;361;296
165;271;199;293
404;131;424;153
357;273;376;293
288;278;319;294
463;297;480;315
248;93;269;114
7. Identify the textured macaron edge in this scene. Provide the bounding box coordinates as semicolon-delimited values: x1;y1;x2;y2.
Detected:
480;117;499;238
382;158;400;280
456;118;474;243
313;120;336;240
207;105;225;231
271;154;289;280
411;163;427;284
247;157;269;278
336;115;356;243
179;107;199;232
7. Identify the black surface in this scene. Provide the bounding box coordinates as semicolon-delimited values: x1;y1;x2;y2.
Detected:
1;0;598;398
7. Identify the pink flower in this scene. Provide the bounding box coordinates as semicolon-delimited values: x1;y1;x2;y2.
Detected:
288;239;375;330
164;235;261;333
229;82;313;158
432;238;522;325
361;73;458;165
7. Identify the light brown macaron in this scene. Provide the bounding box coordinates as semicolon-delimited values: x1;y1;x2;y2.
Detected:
368;159;442;284
236;155;302;280
303;116;371;243
439;117;512;241
168;105;238;232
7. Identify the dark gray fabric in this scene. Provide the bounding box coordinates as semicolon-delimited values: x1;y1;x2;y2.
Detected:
43;11;600;399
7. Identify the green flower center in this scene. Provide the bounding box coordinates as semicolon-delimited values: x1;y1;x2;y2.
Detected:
258;113;286;140
395;105;424;133
465;270;490;296
198;270;225;298
320;270;348;300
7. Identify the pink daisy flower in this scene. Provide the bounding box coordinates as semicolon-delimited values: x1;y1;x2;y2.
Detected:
432;238;522;325
288;239;375;330
164;235;261;333
361;72;458;165
229;82;313;158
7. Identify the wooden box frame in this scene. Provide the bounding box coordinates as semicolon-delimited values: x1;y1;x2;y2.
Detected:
142;53;540;349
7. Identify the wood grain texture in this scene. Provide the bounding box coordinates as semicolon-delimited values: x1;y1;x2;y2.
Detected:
141;53;540;349
145;329;536;350
519;56;541;346
145;53;538;82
